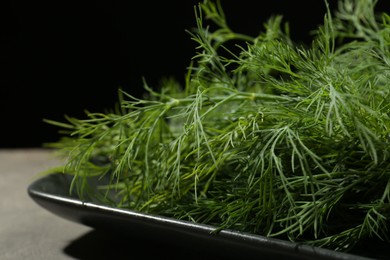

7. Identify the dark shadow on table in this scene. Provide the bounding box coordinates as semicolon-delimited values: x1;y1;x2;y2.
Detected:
63;228;390;260
63;229;243;260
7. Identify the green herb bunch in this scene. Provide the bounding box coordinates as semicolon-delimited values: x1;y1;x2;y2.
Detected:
44;0;390;252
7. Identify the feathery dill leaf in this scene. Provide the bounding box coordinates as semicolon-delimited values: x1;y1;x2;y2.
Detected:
42;0;390;252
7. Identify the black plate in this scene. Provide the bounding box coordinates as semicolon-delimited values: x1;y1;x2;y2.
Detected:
27;173;384;260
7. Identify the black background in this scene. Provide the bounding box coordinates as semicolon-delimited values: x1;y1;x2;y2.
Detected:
2;1;390;148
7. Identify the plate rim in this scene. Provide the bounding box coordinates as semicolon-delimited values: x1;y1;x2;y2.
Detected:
27;172;376;260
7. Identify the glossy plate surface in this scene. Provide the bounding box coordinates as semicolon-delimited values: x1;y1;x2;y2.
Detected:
28;173;386;260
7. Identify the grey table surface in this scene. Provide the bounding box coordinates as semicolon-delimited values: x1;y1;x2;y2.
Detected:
0;148;93;260
0;149;164;260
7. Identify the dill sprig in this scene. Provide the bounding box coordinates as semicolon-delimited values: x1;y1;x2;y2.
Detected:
43;0;390;252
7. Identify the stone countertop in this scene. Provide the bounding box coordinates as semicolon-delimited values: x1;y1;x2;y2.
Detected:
0;149;93;260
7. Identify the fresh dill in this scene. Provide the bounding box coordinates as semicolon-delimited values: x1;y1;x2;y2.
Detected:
42;0;390;252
